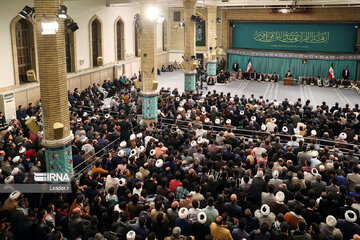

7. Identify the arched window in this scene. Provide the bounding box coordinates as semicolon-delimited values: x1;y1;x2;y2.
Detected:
115;18;125;61
65;30;75;72
89;16;103;67
13;18;37;84
134;21;140;57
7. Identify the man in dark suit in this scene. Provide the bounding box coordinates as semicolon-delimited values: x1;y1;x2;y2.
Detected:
251;70;258;81
271;72;278;82
220;58;226;71
232;61;239;72
342;67;350;80
285;70;293;78
258;72;264;81
225;194;243;219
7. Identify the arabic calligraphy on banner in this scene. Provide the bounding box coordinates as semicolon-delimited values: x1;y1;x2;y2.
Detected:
254;31;329;44
231;22;357;53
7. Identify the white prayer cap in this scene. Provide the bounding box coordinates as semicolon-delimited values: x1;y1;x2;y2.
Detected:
9;191;20;200
155;159;164;168
130;134;136;141
275;191;285;203
11;167;19;176
12;156;20;163
120;141;127;148
191;140;197;147
345;210;357;223
150;149;156;156
119;178;126;187
197;212;207;224
261;124;266;131
260;204;270;216
326;215;336;227
126;230;136;240
311;130;317;136
5;176;14;184
251;116;256;122
118;150;125;157
226;119;231;125
215;119;220;125
339;132;347;140
179;207;189;219
282;126;288;133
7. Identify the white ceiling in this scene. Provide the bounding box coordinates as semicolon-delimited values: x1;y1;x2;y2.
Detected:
105;0;360;8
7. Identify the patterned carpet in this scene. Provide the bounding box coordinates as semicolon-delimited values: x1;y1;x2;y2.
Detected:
157;70;360;108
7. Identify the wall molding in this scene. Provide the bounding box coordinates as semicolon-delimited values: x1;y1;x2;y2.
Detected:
227;49;360;60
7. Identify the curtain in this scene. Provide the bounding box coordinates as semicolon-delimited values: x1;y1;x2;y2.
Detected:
228;54;357;80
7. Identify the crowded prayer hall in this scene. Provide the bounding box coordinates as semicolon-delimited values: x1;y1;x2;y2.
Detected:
1;0;360;240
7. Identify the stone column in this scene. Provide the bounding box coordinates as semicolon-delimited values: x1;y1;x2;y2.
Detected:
140;0;158;125
207;6;217;51
34;0;74;176
183;0;197;92
207;6;218;79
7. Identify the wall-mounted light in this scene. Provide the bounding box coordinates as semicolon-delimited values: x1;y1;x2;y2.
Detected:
216;18;222;23
191;15;202;23
19;6;34;19
179;22;185;28
41;21;59;35
58;5;67;19
66;20;79;33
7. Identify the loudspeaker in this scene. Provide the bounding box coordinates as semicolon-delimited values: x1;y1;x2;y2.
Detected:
25;118;40;134
53;122;64;139
26;70;37;82
133;79;140;89
97;57;103;66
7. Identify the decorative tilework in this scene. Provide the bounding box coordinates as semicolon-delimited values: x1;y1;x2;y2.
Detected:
45;143;73;177
142;95;158;120
185;73;196;92
207;61;217;76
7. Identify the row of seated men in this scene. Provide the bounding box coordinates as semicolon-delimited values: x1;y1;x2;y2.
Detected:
207;70;231;85
233;70;280;82
300;75;356;88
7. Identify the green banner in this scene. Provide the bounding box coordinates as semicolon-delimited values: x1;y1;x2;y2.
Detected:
232;22;357;53
196;21;206;47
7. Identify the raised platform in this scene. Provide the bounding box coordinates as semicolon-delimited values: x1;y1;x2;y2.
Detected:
157;70;359;108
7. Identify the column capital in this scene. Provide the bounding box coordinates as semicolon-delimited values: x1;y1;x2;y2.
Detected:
183;0;197;9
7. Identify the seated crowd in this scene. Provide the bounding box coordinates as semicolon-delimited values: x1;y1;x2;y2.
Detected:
1;77;360;240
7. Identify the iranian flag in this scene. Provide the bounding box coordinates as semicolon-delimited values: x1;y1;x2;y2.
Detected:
247;59;252;73
328;63;334;79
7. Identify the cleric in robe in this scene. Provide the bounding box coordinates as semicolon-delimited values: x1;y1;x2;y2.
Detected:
285;70;293;78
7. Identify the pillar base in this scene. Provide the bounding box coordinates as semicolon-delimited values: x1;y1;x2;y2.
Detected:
142;92;158;125
45;142;74;177
185;72;196;92
207;60;217;77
